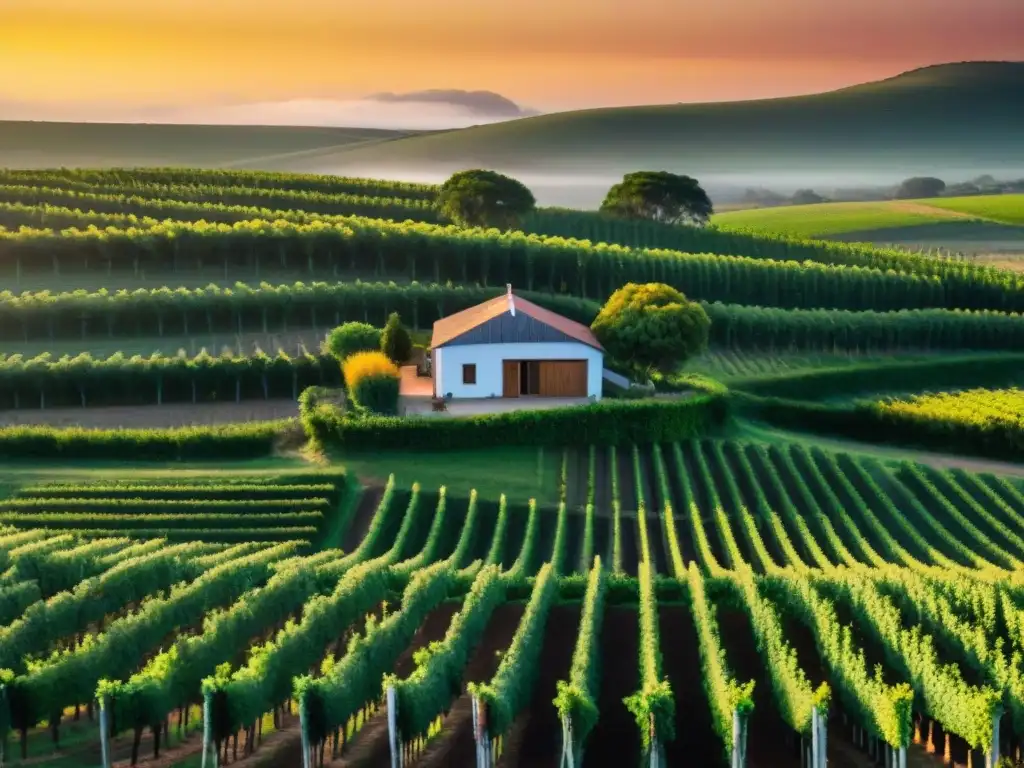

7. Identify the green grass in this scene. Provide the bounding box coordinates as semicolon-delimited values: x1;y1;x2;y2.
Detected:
925;194;1024;225
331;446;562;505
711;200;974;237
685;350;943;382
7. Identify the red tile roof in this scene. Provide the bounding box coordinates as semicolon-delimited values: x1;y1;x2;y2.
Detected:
430;291;603;351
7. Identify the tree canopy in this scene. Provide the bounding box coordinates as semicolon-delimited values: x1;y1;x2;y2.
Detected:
591;282;710;380
381;312;413;365
436;169;536;230
600;172;714;226
324;322;381;361
895;177;946;199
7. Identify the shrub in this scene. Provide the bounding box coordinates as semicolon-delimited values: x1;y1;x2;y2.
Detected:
591;283;710;380
304;394;726;450
324;322;381;361
380;312;413;365
342;352;400;416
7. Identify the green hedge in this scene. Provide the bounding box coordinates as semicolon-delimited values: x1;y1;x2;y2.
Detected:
729;352;1024;400
303;395;727;450
30;527;317;543
0;497;329;514
732;391;1024;462
0;512;324;530
0;420;290;461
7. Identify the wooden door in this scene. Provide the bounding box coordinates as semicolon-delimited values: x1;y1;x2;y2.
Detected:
502;361;520;398
538;361;587;397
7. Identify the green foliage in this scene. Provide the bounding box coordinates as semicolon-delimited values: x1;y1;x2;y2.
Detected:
0;421;288;461
324;322;382;361
731;352;1024;400
5;543;297;733
99;558;321;735
390;564;505;739
202;560;390;740
350;372;401;416
436;169;536;229
591;282;710;378
469;563;558;736
688;563;755;758
553;559;607;750
600;171;714;225
867;388;1024;461
0;541;214;673
304;392;726;450
895;176;946;199
623;562;675;747
0;348;339;410
0;167;438;200
380;312;413;365
294;562;452;743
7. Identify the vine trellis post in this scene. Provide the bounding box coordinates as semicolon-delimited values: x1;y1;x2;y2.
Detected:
472;696;493;768
386;685;403;768
200;693;218;768
731;708;749;768
98;696;112;768
558;714;576;768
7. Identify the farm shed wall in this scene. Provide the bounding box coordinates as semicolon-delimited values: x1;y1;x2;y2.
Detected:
434;342;603;399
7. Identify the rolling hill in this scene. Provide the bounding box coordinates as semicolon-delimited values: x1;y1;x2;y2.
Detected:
0;121;420;170
269;62;1024;189
0;62;1021;208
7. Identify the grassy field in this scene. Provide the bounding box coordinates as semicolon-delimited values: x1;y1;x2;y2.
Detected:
926;194;1024;225
712;194;1024;268
712;195;1024;236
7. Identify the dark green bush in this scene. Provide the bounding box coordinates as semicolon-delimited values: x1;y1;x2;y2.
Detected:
0;421;289;461
350;373;400;416
304;395;726;450
324;322;382;361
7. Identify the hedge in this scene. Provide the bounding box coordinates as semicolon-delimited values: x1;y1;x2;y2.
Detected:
731;392;1024;462
302;394;728;450
728;352;1024;401
0;420;291;461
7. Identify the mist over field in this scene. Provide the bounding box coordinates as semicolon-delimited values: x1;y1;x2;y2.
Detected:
315;167;1024;209
1;90;538;131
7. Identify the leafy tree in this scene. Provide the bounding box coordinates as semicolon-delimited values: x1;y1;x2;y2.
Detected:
436;170;536;229
895;177;946;199
600;172;713;226
380;312;413;365
791;189;827;205
590;283;710;381
342;351;400;415
324;322;381;361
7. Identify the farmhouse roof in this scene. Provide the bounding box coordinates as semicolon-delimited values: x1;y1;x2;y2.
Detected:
430;287;603;351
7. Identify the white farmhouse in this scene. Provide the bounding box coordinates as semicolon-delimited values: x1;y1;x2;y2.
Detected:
430;286;604;400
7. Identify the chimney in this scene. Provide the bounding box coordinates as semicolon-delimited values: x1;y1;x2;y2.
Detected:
506;284;515;316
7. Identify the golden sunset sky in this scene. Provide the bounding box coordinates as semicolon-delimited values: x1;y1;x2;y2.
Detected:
3;0;1022;117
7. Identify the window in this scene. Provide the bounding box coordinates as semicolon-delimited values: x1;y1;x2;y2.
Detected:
462;364;477;385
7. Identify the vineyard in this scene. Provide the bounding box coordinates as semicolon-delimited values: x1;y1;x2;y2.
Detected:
1;166;1024;768
0;441;1021;767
